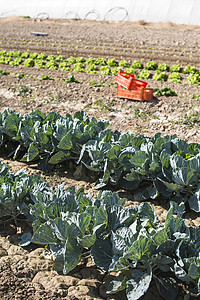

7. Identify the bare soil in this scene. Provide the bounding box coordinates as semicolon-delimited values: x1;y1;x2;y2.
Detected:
0;17;200;299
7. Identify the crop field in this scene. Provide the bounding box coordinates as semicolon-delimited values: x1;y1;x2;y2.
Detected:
0;17;200;300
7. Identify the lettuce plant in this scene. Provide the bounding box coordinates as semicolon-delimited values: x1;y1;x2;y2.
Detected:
131;60;143;69
9;58;23;66
85;63;98;73
37;53;47;60
21;52;29;58
55;55;64;62
153;87;177;97
168;72;182;83
94;57;106;66
0;69;10;75
183;65;197;74
100;66;111;75
138;69;151;79
13;51;22;57
107;58;117;67
86;57;95;65
187;73;200;85
111;67;121;75
66;56;76;64
158;63;169;71
3;57;12;65
35;59;46;69
153;70;167;81
145;60;158;70
39;75;54;81
124;68;138;76
29;52;38;59
46;60;58;70
76;56;86;63
169;64;181;72
46;55;55;61
23;58;35;67
73;62;85;72
119;60;130;67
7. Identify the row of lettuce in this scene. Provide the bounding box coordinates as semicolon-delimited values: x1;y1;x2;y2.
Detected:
0;161;199;300
0;108;200;212
0;49;200;84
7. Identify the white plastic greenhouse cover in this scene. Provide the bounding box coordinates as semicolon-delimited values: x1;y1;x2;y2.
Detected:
1;0;200;25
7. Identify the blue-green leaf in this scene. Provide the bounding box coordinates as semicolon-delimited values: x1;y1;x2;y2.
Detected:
48;151;70;164
74;110;89;125
63;240;82;274
165;214;185;238
107;273;129;294
27;142;39;162
126;235;152;262
130;150;148;167
118;147;135;170
151;255;173;272
188;262;200;280
153;228;168;246
96;190;126;207
50;218;80;242
77;233;96;248
93;206;108;234
170;155;199;186
157;239;176;256
138;202;159;227
108;205;135;232
91;238;112;272
35;131;49;145
68;212;92;235
32;222;58;244
58;131;73;150
50;243;65;270
126;266;152;300
166;201;185;219
18;232;32;247
188;184;200;212
3;113;21;135
158;178;182;192
111;227;135;256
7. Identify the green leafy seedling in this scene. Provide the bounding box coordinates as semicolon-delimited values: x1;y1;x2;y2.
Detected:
63;74;81;83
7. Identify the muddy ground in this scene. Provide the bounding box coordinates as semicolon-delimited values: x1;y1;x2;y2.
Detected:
0;17;200;299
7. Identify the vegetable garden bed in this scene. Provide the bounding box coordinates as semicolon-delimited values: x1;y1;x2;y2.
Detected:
0;17;200;300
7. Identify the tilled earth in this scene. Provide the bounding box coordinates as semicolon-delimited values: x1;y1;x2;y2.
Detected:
0;17;200;299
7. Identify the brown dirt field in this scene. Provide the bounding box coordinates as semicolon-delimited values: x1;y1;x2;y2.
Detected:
0;17;200;299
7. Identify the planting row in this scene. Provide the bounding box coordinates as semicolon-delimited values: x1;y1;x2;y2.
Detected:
1;37;199;65
0;161;199;300
0;49;200;84
0;68;178;98
1;108;200;212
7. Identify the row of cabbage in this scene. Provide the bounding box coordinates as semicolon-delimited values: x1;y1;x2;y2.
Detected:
0;108;200;212
0;49;200;84
0;161;199;300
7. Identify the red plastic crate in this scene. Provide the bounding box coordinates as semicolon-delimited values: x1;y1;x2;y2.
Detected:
115;71;135;89
133;78;148;89
116;85;153;101
116;71;147;90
